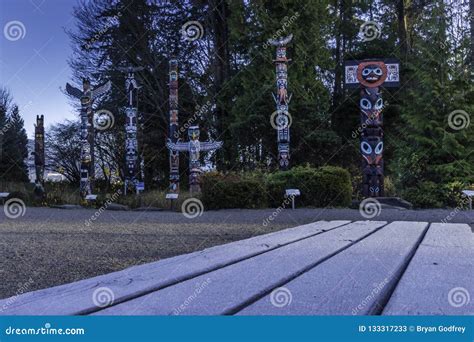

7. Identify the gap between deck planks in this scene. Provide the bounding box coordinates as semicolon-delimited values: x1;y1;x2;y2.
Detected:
238;221;429;315
94;221;387;315
0;220;350;315
383;223;473;315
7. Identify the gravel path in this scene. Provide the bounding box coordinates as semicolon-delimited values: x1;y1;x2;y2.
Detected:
1;207;472;299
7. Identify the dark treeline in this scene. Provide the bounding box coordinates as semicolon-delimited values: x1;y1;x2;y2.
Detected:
2;0;473;205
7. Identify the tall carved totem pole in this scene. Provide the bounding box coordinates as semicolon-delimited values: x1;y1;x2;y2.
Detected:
33;115;45;198
66;79;111;199
167;126;222;194
168;59;180;194
269;34;293;170
118;66;144;194
344;59;400;197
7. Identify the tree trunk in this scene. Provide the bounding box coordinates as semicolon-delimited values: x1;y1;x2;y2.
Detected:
397;0;408;58
470;0;474;71
209;0;232;170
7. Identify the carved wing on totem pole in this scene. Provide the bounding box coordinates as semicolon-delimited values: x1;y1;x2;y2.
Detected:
92;81;112;100
166;141;190;152
268;34;293;46
200;141;223;152
65;83;83;99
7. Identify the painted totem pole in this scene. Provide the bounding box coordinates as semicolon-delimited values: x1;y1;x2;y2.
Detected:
344;59;400;197
33;115;45;199
269;34;293;170
167;126;222;193
118;66;144;194
168;59;180;194
66;79;111;199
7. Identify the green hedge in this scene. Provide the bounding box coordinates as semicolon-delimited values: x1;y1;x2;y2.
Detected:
266;166;352;208
201;172;268;210
201;166;352;210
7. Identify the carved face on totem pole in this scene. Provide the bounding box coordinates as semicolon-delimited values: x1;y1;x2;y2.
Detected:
360;135;383;166
278;143;290;169
188;126;200;141
357;62;387;88
360;88;383;126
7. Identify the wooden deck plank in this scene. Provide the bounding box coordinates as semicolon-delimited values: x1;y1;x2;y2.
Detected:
383;223;473;315
0;220;350;315
238;221;428;315
94;221;386;315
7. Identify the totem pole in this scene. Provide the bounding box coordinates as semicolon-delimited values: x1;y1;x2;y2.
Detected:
118;66;144;194
66;79;111;199
167;126;222;193
33;115;45;199
269;34;293;170
168;59;180;194
344;59;400;197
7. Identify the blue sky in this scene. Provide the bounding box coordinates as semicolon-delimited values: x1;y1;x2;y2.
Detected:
0;0;77;138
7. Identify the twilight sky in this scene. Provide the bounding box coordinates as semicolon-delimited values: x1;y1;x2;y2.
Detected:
0;0;78;138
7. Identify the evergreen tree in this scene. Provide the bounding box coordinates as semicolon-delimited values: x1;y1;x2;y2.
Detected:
2;105;29;182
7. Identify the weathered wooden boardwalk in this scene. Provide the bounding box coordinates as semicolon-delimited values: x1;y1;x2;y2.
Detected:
1;220;472;315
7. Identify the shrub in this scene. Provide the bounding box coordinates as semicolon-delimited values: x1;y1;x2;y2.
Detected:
265;165;352;208
402;182;444;208
201;172;267;210
403;180;471;209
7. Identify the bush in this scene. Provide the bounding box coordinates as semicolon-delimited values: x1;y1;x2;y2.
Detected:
265;165;352;208
404;180;471;209
402;182;444;208
201;172;267;210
